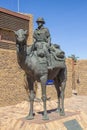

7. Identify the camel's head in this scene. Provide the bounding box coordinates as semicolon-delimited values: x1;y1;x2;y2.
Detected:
14;29;28;44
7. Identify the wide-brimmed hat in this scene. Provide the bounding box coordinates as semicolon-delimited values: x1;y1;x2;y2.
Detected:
36;17;45;24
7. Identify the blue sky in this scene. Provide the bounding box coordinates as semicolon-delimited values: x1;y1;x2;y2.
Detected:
0;0;87;59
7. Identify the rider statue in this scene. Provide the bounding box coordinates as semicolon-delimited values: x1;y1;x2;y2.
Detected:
32;17;52;69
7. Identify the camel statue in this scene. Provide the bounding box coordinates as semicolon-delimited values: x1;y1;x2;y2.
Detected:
14;29;67;120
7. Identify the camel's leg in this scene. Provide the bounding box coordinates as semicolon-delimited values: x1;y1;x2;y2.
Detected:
25;75;35;120
54;77;61;113
60;80;66;116
60;68;67;116
40;74;49;120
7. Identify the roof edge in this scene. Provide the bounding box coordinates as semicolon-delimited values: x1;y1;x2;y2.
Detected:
0;7;31;20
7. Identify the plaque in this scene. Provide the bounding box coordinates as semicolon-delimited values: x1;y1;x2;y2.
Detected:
64;119;83;130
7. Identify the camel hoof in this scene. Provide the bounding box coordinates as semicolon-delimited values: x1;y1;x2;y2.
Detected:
60;112;65;116
42;115;49;120
25;115;34;120
34;98;41;102
56;108;60;113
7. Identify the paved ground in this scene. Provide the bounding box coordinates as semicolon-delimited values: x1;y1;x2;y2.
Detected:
0;95;87;130
65;95;87;114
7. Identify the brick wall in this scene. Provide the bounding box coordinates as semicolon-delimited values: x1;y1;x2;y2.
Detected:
0;8;33;45
65;59;72;97
0;49;28;107
75;60;87;95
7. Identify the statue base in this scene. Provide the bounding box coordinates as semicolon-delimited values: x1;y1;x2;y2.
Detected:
0;101;87;130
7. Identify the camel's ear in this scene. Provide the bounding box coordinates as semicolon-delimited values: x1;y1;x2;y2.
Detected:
13;30;18;35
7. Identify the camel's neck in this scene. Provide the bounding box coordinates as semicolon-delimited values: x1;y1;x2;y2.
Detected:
16;42;27;69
